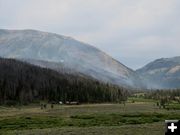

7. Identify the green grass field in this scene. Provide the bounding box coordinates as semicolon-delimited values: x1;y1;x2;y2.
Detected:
0;99;180;135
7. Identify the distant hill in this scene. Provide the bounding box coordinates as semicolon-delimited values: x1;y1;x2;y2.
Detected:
0;58;127;105
136;56;180;89
0;29;143;88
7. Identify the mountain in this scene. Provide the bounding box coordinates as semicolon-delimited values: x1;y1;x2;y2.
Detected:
0;29;142;88
0;58;127;105
136;56;180;89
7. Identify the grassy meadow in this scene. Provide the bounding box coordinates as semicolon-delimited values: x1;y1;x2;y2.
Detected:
0;98;180;135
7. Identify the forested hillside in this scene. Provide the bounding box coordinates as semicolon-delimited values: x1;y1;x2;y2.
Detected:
0;58;128;105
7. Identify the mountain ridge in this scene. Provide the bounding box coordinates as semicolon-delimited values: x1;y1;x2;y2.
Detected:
0;29;143;88
137;56;180;89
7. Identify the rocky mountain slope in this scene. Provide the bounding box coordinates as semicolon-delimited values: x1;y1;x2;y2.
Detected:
0;29;142;88
136;56;180;89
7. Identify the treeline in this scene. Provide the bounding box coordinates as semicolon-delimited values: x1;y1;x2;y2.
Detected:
0;58;128;105
144;89;180;100
142;90;180;109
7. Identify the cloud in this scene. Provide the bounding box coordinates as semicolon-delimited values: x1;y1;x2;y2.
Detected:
0;0;180;69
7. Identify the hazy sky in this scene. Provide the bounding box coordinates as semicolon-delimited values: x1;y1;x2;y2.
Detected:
0;0;180;69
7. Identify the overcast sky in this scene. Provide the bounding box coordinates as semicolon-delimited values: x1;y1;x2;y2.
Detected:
0;0;180;69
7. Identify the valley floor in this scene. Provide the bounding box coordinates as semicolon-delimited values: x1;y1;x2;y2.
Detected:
5;123;164;135
0;101;179;135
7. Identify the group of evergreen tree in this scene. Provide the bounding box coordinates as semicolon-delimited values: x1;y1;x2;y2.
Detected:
0;58;128;105
144;89;180;101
